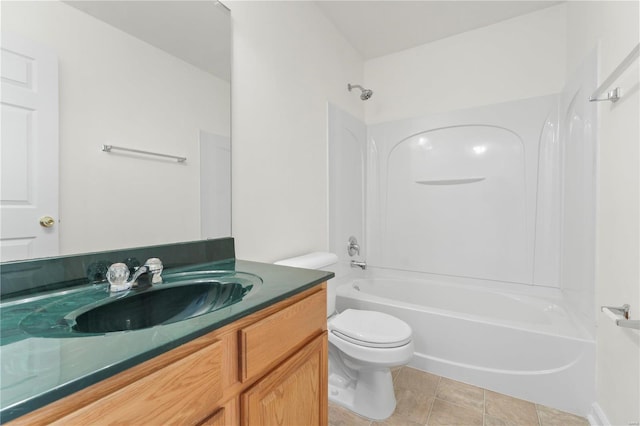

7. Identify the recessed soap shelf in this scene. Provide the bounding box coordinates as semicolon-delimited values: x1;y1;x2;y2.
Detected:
416;177;485;185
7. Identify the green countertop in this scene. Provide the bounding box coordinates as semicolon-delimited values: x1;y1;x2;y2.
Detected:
0;258;333;422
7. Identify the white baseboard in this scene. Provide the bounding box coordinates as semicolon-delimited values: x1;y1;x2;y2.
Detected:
588;402;610;426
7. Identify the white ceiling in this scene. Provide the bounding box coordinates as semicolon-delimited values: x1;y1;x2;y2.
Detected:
64;1;231;81
315;1;562;59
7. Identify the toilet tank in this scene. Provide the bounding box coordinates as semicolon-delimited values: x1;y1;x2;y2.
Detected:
274;252;338;315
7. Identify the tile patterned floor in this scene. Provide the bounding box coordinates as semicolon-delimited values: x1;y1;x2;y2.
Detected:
329;367;589;426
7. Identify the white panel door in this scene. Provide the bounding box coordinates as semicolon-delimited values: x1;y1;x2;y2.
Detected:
1;32;59;261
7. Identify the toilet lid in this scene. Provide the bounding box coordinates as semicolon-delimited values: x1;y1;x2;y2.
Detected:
328;309;412;348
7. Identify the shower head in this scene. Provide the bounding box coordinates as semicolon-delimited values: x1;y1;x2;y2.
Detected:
348;83;373;101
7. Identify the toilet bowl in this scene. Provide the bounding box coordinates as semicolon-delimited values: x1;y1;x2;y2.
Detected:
275;252;414;420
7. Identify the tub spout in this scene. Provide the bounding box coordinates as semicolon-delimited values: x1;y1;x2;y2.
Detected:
350;260;367;270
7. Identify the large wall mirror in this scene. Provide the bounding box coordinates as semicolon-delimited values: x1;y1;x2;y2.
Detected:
1;0;231;262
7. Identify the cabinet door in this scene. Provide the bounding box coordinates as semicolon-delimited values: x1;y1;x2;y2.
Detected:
241;332;328;426
51;339;223;425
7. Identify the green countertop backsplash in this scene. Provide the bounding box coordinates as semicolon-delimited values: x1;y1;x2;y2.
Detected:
0;238;333;422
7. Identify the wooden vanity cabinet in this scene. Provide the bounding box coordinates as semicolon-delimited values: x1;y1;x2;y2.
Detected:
9;283;328;426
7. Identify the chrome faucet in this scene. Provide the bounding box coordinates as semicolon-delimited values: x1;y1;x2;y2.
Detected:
130;258;163;287
106;258;163;292
350;260;367;270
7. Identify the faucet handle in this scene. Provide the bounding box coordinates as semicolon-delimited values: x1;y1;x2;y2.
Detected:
347;236;360;257
106;263;132;292
144;258;163;284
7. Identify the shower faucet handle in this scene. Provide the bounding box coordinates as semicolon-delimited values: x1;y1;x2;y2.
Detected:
348;236;360;257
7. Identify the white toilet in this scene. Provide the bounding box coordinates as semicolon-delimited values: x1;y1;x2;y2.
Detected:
275;252;413;420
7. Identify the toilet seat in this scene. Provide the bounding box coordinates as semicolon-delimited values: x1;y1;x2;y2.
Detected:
328;309;412;348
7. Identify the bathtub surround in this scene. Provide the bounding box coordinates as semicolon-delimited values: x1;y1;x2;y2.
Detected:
328;92;598;414
366;95;562;287
558;52;598;328
361;55;597;320
328;104;368;265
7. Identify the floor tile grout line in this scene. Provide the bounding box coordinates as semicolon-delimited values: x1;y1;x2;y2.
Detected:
535;403;543;426
424;394;436;426
430;376;485;415
483;388;486;426
424;375;441;426
431;396;485;414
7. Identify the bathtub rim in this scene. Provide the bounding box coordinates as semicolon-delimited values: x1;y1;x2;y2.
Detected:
330;265;595;342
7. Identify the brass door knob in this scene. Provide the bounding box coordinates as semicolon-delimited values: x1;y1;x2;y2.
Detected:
39;216;55;228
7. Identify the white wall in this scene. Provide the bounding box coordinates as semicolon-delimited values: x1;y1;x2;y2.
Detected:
2;1;230;255
228;1;364;262
363;4;567;124
566;2;640;425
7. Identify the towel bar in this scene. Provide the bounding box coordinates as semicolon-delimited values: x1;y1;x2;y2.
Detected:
102;144;186;162
589;43;639;103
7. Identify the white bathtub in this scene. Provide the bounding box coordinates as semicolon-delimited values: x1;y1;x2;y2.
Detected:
333;270;595;416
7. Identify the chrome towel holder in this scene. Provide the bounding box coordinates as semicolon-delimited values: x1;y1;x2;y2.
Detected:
601;304;640;330
101;144;186;163
589;43;639;103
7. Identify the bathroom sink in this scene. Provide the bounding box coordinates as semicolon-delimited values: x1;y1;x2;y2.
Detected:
18;270;262;336
71;281;248;333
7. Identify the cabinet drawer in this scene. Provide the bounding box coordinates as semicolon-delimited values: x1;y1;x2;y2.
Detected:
52;339;223;425
240;289;326;381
